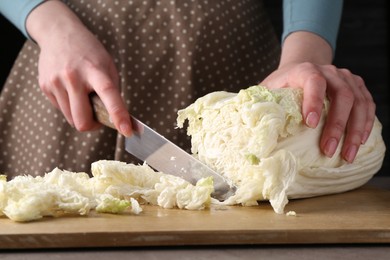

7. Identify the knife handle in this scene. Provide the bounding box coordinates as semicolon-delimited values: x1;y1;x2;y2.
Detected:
90;93;116;129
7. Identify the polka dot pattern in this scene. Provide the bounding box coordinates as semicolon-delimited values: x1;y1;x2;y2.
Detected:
0;0;280;177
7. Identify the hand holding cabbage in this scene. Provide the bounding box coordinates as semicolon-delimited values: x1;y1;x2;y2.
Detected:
177;85;385;213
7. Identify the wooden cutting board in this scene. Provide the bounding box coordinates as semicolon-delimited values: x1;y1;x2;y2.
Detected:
1;184;389;249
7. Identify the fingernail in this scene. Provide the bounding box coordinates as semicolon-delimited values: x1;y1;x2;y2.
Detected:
120;121;132;137
324;138;338;157
306;112;319;128
345;145;358;163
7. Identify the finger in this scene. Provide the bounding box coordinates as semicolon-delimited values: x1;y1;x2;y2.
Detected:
68;87;101;132
88;69;132;137
62;67;101;132
288;63;327;128
45;91;61;110
39;76;63;111
51;82;74;126
337;71;367;162
362;98;376;144
340;73;376;162
342;105;365;163
319;73;354;158
301;73;327;128
356;76;376;144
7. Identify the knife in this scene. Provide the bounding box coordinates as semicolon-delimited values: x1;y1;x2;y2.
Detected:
90;93;236;201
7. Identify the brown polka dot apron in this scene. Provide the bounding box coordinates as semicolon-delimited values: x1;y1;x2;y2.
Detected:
0;0;280;178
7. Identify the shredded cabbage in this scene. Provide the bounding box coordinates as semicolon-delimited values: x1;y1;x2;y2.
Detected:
0;160;213;222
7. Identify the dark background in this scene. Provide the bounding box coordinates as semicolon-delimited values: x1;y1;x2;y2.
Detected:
1;0;389;176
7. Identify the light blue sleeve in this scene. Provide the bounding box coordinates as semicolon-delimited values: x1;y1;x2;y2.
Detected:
0;0;46;39
282;0;343;52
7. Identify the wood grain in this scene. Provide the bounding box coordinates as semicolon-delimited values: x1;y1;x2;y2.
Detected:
1;185;389;249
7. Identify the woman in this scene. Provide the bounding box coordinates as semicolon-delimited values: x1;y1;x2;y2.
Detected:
0;0;375;177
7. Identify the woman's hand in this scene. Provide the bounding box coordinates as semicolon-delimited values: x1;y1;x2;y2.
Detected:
261;32;376;163
26;0;132;136
261;62;375;163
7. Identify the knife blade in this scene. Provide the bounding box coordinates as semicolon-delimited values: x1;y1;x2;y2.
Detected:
90;93;236;200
